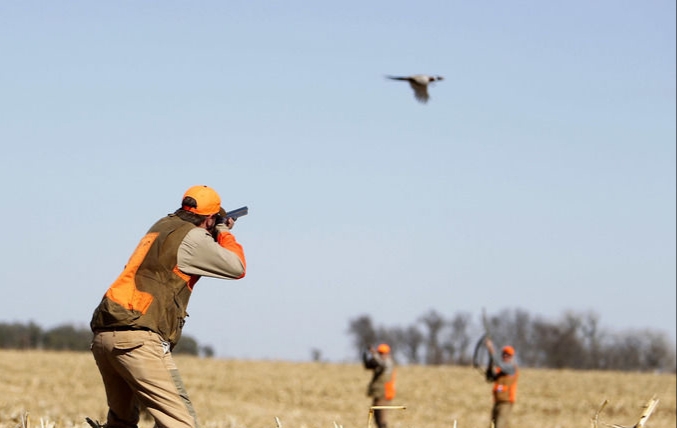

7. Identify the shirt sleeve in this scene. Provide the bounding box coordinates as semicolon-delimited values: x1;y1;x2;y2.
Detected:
177;227;246;279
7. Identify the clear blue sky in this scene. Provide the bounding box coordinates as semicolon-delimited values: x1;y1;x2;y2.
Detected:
1;1;674;361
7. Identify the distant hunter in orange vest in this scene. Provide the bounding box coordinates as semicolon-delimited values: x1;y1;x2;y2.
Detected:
363;343;397;428
485;338;519;428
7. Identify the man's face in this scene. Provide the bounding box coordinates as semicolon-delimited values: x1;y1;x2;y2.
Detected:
205;214;217;231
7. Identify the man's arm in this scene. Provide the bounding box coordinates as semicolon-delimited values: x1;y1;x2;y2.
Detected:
492;359;516;375
177;227;246;279
485;338;496;355
485;338;516;375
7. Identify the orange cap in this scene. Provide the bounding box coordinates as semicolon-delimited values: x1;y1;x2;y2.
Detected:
182;185;222;216
502;345;515;356
377;343;390;354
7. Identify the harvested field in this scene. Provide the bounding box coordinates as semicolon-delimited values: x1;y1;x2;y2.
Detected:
0;350;674;428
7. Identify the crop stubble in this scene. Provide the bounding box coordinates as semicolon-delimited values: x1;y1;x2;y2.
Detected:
0;350;674;428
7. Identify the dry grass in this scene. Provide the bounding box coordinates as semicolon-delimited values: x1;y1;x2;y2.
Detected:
0;350;674;428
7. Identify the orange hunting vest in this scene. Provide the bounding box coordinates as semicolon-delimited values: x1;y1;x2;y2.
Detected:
90;215;199;347
384;368;396;400
492;367;519;403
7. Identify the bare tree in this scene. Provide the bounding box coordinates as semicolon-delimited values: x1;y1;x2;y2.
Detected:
376;326;399;356
346;308;676;372
347;314;377;358
642;331;675;371
419;309;446;365
579;311;602;370
508;309;536;365
395;325;424;364
310;348;322;362
602;330;676;372
604;333;643;371
443;312;472;365
0;321;43;349
482;308;537;366
529;312;588;369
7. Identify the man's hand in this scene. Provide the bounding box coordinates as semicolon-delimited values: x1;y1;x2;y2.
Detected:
216;218;235;232
485;338;495;354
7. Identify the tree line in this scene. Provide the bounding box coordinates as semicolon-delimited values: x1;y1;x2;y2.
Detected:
0;321;214;357
2;309;674;372
347;308;676;373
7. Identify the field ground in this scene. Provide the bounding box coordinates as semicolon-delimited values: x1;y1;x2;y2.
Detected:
1;350;674;428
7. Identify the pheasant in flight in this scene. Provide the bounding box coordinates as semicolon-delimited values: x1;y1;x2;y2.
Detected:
386;74;444;104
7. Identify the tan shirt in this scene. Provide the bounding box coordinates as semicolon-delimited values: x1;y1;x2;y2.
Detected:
177;227;245;279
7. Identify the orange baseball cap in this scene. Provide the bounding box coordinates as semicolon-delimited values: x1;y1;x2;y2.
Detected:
502;345;515;356
377;343;391;354
182;185;222;216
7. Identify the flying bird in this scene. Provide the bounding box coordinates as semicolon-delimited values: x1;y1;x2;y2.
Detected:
386;74;444;104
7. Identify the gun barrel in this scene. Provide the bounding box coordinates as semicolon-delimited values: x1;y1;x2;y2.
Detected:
226;206;248;220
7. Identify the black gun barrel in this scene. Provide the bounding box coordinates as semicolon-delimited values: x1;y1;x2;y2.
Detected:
226;206;248;220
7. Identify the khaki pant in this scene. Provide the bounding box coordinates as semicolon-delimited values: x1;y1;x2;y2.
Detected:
371;397;391;428
91;330;199;428
491;401;513;428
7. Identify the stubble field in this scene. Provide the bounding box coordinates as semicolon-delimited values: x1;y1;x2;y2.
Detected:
1;350;674;428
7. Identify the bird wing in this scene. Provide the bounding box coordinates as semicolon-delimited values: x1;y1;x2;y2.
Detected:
408;80;429;103
386;75;410;81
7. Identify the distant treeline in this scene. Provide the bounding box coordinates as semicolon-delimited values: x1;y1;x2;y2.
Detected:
347;308;676;373
0;322;214;357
